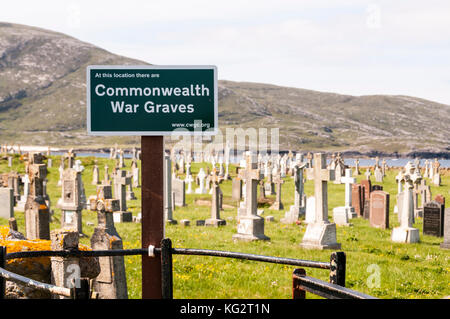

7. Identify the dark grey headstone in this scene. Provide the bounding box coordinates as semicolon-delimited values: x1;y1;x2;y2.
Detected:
423;201;444;237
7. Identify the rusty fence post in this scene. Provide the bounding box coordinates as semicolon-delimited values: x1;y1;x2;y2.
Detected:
0;246;6;299
161;238;173;299
292;268;306;299
330;252;346;287
71;278;90;299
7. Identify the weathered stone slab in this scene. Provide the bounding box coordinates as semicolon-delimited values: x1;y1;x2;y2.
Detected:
369;191;390;229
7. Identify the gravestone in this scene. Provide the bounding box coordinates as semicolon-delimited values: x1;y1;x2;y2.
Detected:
113;170;133;223
63;150;76;169
90;185;128;299
15;174;29;212
258;179;266;200
233;152;269;241
300;153;340;250
353;159;360;176
269;171;284;210
172;177;186;207
125;173;137;201
281;163;307;224
58;168;85;236
364;169;371;181
391;167;421;243
232;178;242;201
24;153;50;240
103;165;111;186
131;159;140;188
7;172;20;203
0;188;14;219
57;159;64;187
351;184;363;217
432;159;441;186
333;161;344;185
440;208;450;249
185;174;194;194
369;191;390;229
205;180;226;227
195;168;207;194
92;161;100;185
361;179;372;219
418;180;431;209
73;160;87;209
374;167;383;183
423;201;444;237
118;149;125;168
164;156;177;224
394;170;404;214
50;229;81;299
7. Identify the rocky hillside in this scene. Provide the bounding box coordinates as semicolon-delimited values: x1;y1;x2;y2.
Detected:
0;22;449;156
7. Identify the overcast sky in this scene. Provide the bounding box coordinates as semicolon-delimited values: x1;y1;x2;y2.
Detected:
1;0;450;104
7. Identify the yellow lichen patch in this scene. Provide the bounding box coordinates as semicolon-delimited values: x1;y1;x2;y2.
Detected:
0;227;93;270
0;226;10;239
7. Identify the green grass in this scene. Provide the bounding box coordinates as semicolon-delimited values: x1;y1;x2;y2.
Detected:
1;154;449;299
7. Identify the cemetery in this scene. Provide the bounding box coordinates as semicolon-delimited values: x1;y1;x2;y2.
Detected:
0;147;448;299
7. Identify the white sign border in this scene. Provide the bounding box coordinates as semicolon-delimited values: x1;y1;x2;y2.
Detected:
86;65;218;136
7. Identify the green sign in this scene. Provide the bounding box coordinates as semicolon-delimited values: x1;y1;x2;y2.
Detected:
87;65;218;135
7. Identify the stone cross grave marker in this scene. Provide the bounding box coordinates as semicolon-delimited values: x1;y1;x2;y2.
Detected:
113;170;133;223
90;185;128;299
185;174;194;194
195;168;207;194
205;177;226;227
391;168;421;243
300;153;340;250
374;166;383;183
125;171;137;201
354;158;360;176
233;152;269;241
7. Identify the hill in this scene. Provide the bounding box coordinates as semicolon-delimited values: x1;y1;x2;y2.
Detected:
0;22;449;156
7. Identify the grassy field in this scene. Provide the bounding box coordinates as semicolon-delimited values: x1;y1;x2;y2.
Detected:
0;153;449;299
